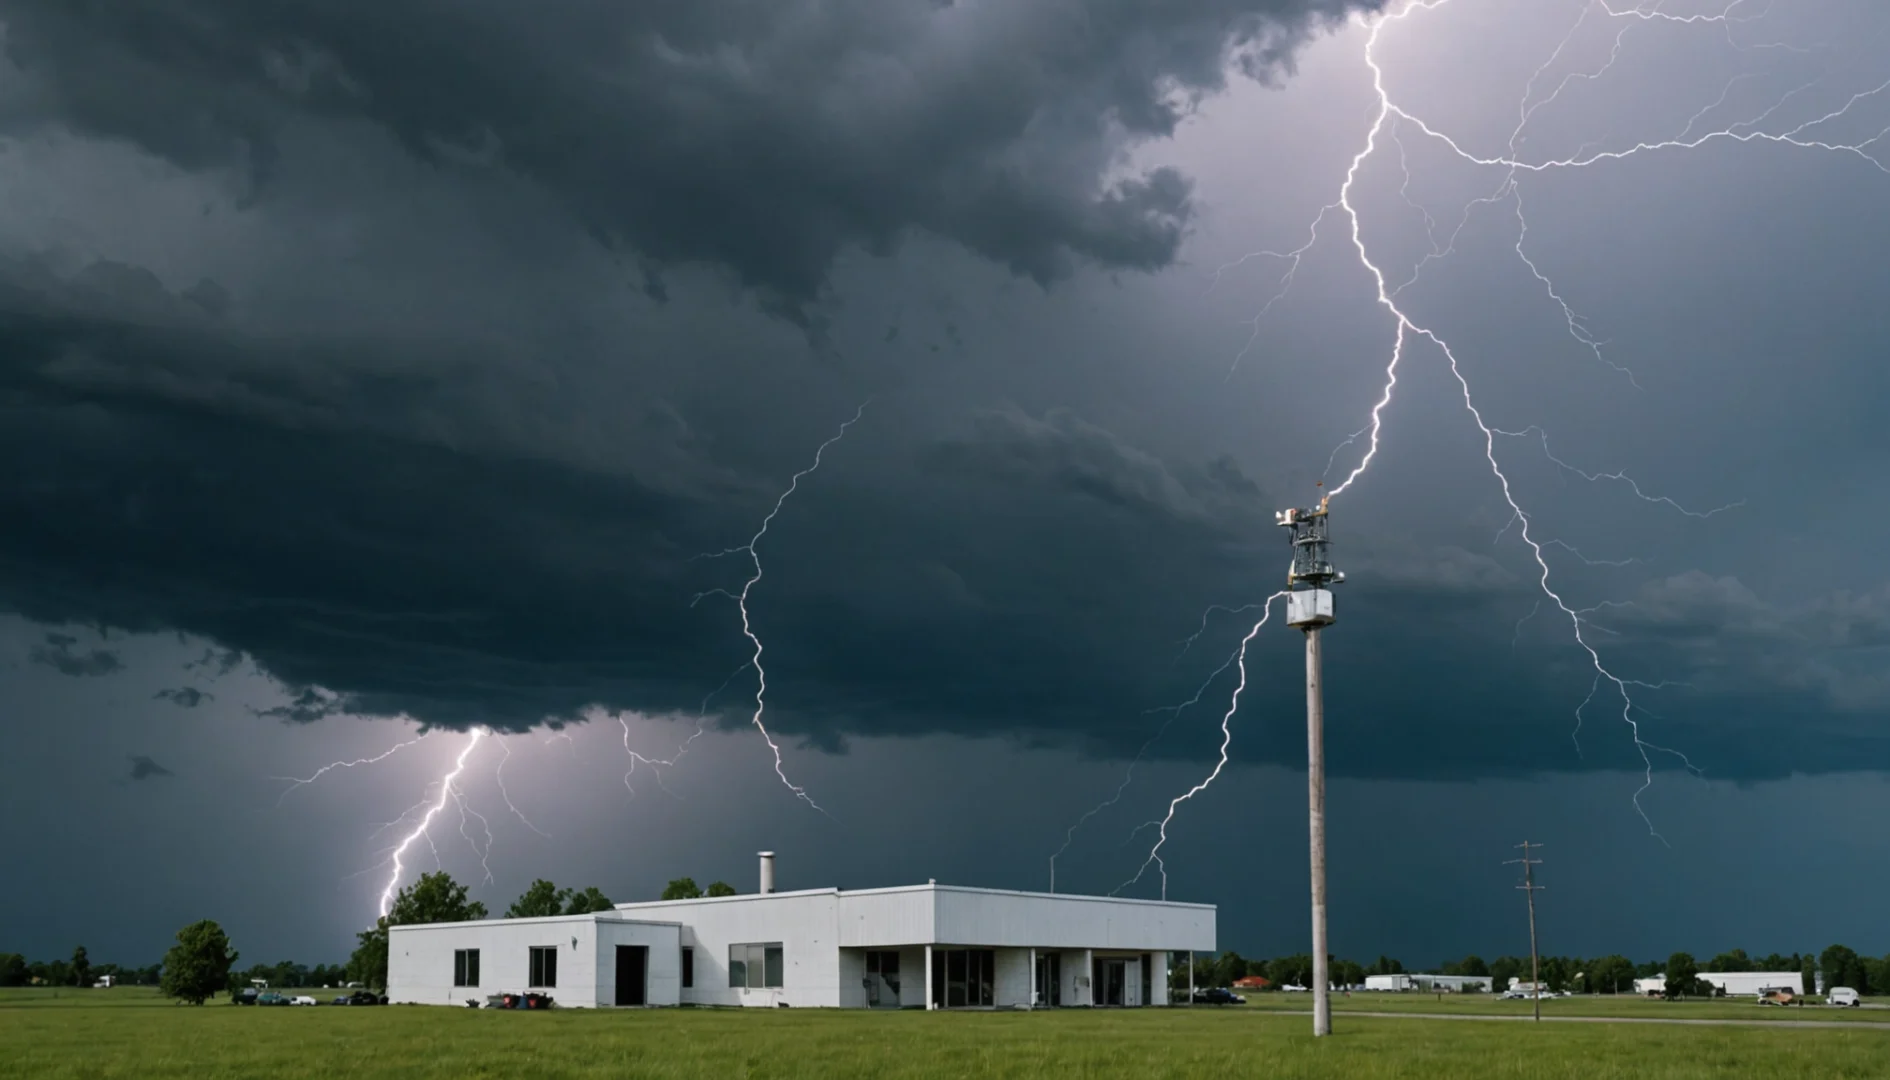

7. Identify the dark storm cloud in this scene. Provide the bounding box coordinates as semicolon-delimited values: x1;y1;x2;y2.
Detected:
126;755;173;781
155;687;213;709
0;0;1384;316
27;631;123;677
0;250;1882;781
185;648;245;677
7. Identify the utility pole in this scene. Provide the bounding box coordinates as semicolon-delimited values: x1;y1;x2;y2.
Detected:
1278;493;1343;1038
1506;842;1545;1022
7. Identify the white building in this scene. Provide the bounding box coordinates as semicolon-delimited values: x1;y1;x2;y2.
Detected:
1634;972;1803;997
388;853;1215;1009
1409;973;1493;993
1363;974;1415;992
1702;972;1803;997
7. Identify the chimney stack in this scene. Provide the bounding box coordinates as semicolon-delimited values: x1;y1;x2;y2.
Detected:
758;851;775;895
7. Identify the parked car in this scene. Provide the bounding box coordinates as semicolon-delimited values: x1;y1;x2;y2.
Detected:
233;988;259;1006
330;995;353;1006
291;995;317;1006
1280;984;1309;993
1191;987;1246;1005
1828;987;1861;1008
256;992;292;1006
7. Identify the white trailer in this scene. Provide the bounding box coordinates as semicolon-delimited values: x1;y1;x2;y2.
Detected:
1363;974;1415;992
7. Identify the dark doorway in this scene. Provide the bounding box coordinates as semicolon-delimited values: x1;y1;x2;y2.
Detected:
614;945;648;1006
930;949;995;1007
1092;958;1126;1006
1035;953;1062;1007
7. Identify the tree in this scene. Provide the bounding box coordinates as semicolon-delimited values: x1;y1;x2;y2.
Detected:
1490;956;1523;993
1820;944;1868;994
1333;959;1365;989
1706;949;1750;973
71;946;91;988
506;879;573;918
1266;955;1312;989
1663;953;1700;1000
0;954;26;987
705;881;737;897
1802;956;1818;996
160;921;239;1005
662;878;703;901
1457;955;1490;978
1588;955;1635;994
564;886;614;914
350;871;488;990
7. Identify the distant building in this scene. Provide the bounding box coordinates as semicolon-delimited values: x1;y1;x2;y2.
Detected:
388;853;1214;1009
1410;973;1493;993
1635;972;1803;997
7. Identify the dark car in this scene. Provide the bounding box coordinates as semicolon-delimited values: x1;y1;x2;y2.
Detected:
233;988;258;1006
344;991;385;1006
256;992;292;1006
1192;987;1247;1006
331;995;352;1006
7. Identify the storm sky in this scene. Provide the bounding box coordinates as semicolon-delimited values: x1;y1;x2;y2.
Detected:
4;0;1889;969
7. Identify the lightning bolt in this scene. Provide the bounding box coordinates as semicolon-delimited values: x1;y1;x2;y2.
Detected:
1050;614;1267;892
493;738;551;839
692;402;870;814
271;732;431;806
1112;592;1287;899
1221;0;1879;838
379;729;485;918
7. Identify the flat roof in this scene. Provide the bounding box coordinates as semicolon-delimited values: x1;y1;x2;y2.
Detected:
612;882;1213;912
389;911;683;931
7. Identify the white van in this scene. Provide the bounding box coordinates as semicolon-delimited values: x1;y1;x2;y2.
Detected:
1827;987;1860;1008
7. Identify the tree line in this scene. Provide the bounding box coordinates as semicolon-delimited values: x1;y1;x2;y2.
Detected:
1174;944;1890;998
0;947;159;989
6;870;740;1003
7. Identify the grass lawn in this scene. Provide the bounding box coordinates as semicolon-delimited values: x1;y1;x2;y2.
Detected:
1240;991;1890;1024
4;988;1888;1079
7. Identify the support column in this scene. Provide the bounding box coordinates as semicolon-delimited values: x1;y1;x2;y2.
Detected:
1187;952;1195;1006
1083;949;1094;1007
1029;948;1037;1009
1308;626;1331;1038
925;945;934;1011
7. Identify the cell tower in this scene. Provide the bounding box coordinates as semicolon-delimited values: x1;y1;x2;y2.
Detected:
1277;493;1343;1037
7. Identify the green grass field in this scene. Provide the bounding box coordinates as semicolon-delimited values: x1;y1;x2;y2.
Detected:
4;988;1888;1079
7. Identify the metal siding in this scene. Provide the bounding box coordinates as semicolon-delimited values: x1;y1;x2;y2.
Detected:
613;892;843;1007
933;889;1213;951
836;890;935;946
993;947;1032;1007
389;916;605;1006
594;921;685;1006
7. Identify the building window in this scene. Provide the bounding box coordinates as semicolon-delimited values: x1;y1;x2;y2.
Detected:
681;947;694;989
453;949;480;988
727;943;784;989
529;946;558;988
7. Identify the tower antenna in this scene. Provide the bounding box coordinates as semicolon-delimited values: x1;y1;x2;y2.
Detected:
1277;497;1344;1036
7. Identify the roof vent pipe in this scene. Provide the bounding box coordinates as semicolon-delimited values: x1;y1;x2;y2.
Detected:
759;851;775;895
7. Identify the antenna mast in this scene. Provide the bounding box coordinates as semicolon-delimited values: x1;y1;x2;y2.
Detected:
1278;492;1344;1037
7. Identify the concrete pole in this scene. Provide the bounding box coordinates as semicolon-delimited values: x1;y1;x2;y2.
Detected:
1307;626;1331;1038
